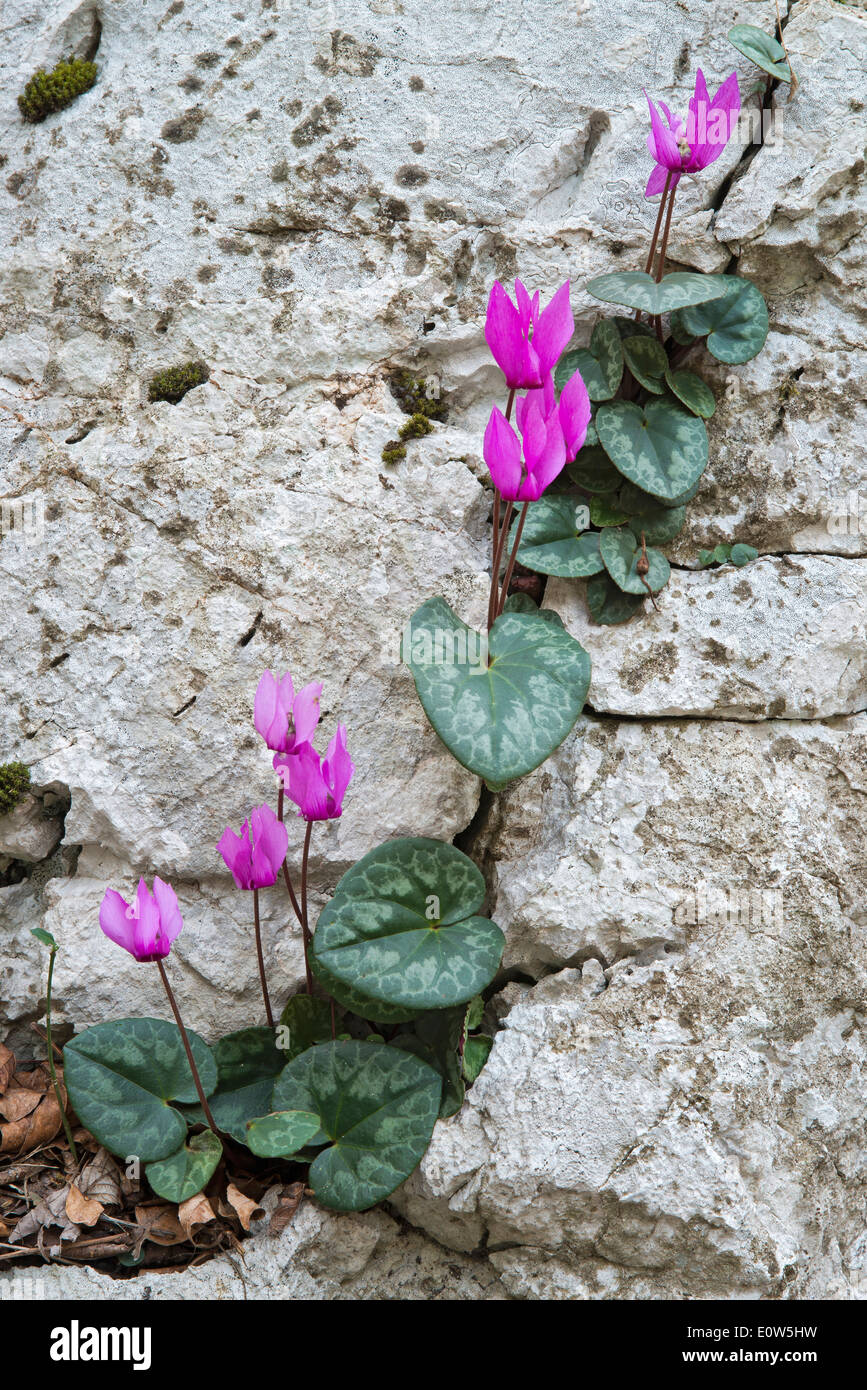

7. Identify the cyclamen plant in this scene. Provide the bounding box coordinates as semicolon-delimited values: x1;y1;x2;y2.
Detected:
404;62;770;791
64;671;503;1213
59;50;774;1222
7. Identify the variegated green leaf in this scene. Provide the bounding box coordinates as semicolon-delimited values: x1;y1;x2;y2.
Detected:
312;837;503;1012
511;497;601;577
596;398;708;502
245;1110;321;1158
672;276;769;364
664;369;716;418
272;1040;441;1210
586;271;729;315
555;319;623;401
600;527;670;594
586;572;646;625
64;1018;217;1163
568;445;623;494
403;596;591;789
622;334;667;393
728;23;792;81
145;1130;222;1203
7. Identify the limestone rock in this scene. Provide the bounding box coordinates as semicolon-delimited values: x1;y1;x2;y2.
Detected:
476;714;867;976
547;556;867;720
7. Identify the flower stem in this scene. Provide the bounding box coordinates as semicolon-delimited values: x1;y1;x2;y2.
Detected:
156;959;218;1134
252;887;274;1028
300;819;314;996
45;947;78;1165
486;388;515;631
644;172;673;275
488;499;514;632
497;500;530;616
652;180;678;340
276;783;313;993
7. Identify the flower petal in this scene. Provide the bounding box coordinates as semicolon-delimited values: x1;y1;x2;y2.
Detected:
254;669;289;751
532;281;573;376
484;405;523;499
323;725;354;816
645;92;682;171
559;369;592;461
288;744;331;821
292;681;322;747
152;876;184;949
250;803;288;884
99;888;136;955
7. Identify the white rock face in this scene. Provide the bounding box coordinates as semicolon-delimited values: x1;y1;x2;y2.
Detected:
547;556;867;720
1;0;866;1299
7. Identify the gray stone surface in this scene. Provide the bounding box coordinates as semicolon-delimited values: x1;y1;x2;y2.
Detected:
1;0;866;1300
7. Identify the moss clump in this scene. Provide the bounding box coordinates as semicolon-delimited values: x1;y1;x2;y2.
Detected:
382;371;447;464
388;370;448;423
147;361;210;404
0;762;30;816
381;413;435;466
18;56;97;124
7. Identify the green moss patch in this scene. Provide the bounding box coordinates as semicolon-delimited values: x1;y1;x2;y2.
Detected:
0;762;30;816
147;361;210;405
18;57;97;124
382;371;448;465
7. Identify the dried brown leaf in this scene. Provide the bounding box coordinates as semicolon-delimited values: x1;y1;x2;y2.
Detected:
134;1204;186;1247
0;1087;44;1122
268;1181;305;1237
65;1183;103;1227
178;1192;217;1241
0;1045;15;1095
10;1184;79;1244
78;1148;122;1208
0;1086;64;1155
225;1182;264;1232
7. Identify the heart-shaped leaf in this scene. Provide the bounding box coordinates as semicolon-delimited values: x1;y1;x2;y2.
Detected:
186;1027;286;1144
731;542;759;566
586;271;730;315
586;572;646;625
568;445;623;494
596;398;708;502
728;23;792;81
462;1035;493;1085
590;495;631;527
622;334;667;393
672;276;769;364
64;1018;217;1163
510;497;602;577
627;503;686;545
278;997;333;1060
403;596;591;790
391;1006;467;1118
555;320;623;401
272;1040;441;1211
664;369;716;417
600;527;670;594
310;950;421;1025
245;1109;322;1158
312;837;503;1012
145;1129;222;1203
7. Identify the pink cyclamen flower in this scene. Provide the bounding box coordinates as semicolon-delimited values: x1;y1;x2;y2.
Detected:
485;279;574;390
254;669;322;760
285;726;354;822
484;369;590;502
217;802;289;889
99;877;184;962
644;69;741;197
